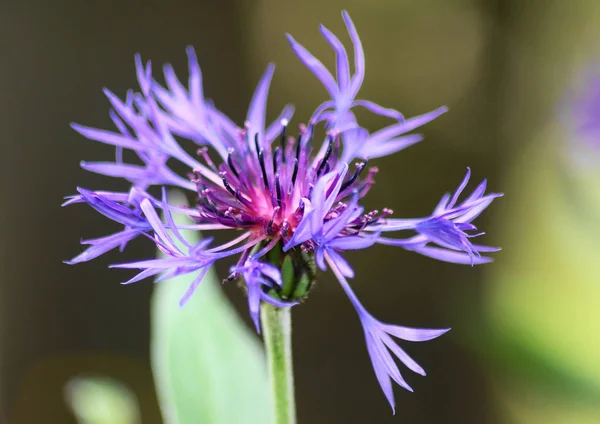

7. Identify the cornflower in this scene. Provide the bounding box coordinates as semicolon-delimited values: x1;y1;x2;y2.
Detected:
66;11;501;412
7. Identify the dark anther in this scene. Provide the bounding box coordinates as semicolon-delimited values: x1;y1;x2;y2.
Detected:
272;147;280;175
227;149;239;178
221;173;236;196
340;161;367;192
258;149;270;190
275;174;282;207
295;133;302;160
291;158;299;187
280;123;287;164
316;136;334;176
254;133;261;155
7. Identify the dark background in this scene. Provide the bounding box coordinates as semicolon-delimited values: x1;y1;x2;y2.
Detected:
2;0;599;423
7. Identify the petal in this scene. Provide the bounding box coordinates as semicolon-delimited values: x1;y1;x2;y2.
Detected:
361;134;423;159
327;234;377;251
319;24;350;91
380;323;450;342
368;107;448;145
247;280;262;333
81;161;152;181
247;64;275;150
286;34;338;99
351;100;404;121
380;332;426;376
179;266;211;307
342;11;365;99
448;168;471;208
65;229;140;264
71;123;146;151
185;46;204;110
411;245;494;265
140;199;180;254
259;291;299;309
454;194;503;224
325;249;354;277
365;332;396;413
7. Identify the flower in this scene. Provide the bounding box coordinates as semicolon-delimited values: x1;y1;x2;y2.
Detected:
568;66;600;148
66;10;501;411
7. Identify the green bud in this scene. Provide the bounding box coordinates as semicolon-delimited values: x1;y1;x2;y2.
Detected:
265;241;317;302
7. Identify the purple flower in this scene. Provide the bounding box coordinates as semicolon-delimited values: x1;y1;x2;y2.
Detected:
66;10;501;411
568;67;600;147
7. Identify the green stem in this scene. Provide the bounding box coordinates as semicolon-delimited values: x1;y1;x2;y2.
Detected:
261;303;296;424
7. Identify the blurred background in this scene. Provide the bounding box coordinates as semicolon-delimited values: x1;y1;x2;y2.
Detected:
2;0;600;422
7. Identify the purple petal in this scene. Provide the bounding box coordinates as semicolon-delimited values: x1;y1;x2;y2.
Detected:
380;332;426;376
351;100;404;121
380;324;450;342
342;11;365;99
247;64;275;149
365;332;396;413
325;249;354;277
327;234;377;251
368;107;448;145
411;245;494;265
454;194;503;224
71;123;146;151
163;63;188;102
362;135;423;159
81;161;151;180
319;24;350;91
185;46;204;110
122;267;165;285
448;168;471;208
160;188;191;249
111;256;197;270
140;199;180;254
179;266;211;307
65;229;140;264
247;280;262;333
286;34;338;99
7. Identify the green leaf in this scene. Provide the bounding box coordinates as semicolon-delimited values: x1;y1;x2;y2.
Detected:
151;192;272;424
64;375;140;424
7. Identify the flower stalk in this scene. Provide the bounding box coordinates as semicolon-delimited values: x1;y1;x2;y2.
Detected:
261;303;296;424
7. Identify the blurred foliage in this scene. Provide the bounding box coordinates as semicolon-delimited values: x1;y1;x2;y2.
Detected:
483;126;600;421
151;192;272;424
64;375;140;424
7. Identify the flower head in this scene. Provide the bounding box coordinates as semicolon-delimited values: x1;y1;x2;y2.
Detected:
66;11;501;411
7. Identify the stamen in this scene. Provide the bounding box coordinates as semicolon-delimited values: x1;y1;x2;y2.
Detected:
258;149;270;190
197;147;218;172
266;206;281;236
340;161;367;192
227;148;239;178
275;174;282;207
272;147;280;175
280;120;288;164
254;133;261;154
220;172;237;196
291;158;299;187
316;137;334;176
295;133;302;160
